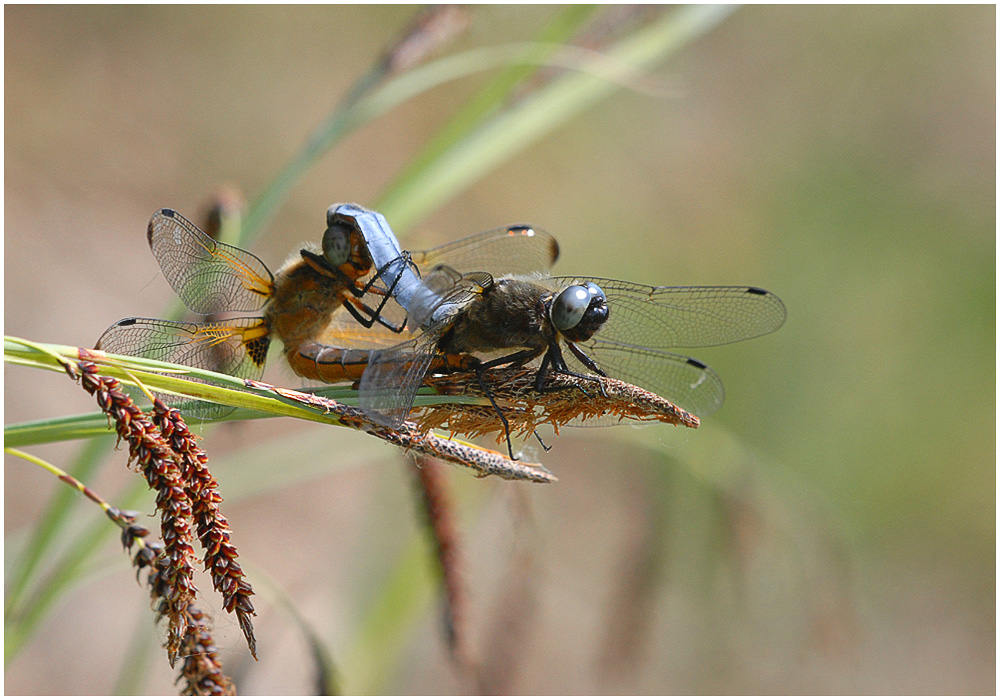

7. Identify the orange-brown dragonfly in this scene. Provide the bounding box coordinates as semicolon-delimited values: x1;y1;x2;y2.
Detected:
96;206;559;417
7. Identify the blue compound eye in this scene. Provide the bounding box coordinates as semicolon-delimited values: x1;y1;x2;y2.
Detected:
584;281;605;303
550;285;593;331
322;223;352;266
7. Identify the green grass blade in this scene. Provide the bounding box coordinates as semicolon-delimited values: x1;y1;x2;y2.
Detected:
5;477;150;664
4;381;481;448
377;5;737;231
4;337;357;426
4;335;485;448
5;414;116;448
4;435;113;619
340;529;437;695
377;5;598;206
241;37;641;245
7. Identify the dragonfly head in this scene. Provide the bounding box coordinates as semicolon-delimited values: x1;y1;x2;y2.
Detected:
323;209;374;277
550;281;608;342
322;222;354;267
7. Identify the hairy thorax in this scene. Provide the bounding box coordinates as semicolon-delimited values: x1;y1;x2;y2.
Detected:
438;278;549;356
264;261;347;351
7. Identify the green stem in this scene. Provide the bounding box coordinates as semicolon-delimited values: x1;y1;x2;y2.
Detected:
5;478;149;664
375;5;598;210
379;4;737;230
4;436;112;619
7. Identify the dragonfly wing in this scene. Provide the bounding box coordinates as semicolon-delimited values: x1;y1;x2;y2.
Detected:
358;337;439;429
313;307;418;349
421;264;466;296
357;267;489;427
281;265;483;388
550;278;786;349
400;264;492;330
543;278;783;418
410;225;559;276
96;316;270;418
147;208;274;314
568;338;726;418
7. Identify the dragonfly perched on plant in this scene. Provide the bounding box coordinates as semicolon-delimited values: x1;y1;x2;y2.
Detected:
354;266;786;457
306;208;786;449
97;205;559;417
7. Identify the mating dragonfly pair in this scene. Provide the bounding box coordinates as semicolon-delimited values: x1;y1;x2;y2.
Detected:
97;204;786;456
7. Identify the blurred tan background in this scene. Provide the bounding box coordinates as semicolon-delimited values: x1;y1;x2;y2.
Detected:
5;5;994;694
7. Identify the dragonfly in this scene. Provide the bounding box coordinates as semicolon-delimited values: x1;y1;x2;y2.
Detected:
96;205;559;417
357;269;787;456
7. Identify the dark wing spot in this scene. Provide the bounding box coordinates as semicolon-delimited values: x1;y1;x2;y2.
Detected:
747;287;768;295
246;336;271;368
119;318;139;327
161;208;176;218
686;357;708;370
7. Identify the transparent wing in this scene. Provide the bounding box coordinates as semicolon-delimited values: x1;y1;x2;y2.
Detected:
421;264;466;295
313;308;418;349
358;274;489;427
147;208;274;314
96;316;270;418
359;337;440;428
420;267;492;300
550;279;786;349
544;279;784;418
410;225;559;276
322;267;487;347
565;340;726;417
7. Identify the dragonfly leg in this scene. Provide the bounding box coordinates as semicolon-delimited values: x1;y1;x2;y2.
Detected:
357;252;416;297
565;341;606;377
535;340;608;398
532;343;581;394
349;255;413;331
342;295;408;333
476;348;544;375
532;430;552;453
532;343;590;396
471;348;545;460
537;341;608;398
299;249;409;331
475;368;515;460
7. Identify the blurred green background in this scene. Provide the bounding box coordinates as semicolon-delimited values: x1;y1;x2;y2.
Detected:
5;5;993;694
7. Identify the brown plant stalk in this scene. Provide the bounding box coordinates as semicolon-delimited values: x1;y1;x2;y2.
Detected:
410;457;475;678
244;378;558;483
417;366;699;442
10;444;234;695
152;400;257;660
129;528;236;695
380;4;470;76
71;360;200;666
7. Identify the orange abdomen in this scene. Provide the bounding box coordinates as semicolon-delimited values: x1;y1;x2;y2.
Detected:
287;342;474;383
